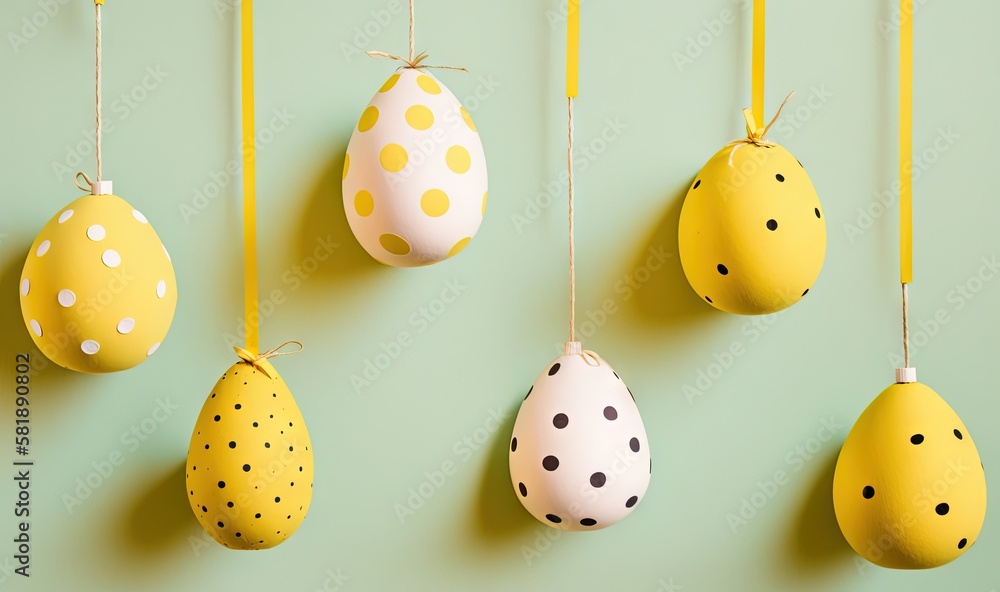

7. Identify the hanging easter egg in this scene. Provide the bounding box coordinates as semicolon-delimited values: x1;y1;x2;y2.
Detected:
678;114;826;315
833;380;987;569
509;344;651;530
186;351;314;550
343;67;487;267
19;185;176;373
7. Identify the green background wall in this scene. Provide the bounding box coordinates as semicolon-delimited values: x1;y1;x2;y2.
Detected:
2;0;999;590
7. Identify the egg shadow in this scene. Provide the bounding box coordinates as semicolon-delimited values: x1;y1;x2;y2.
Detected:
471;399;536;542
628;185;722;330
296;137;385;285
786;449;855;572
117;460;192;558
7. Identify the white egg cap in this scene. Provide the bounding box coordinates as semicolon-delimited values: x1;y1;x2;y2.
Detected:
91;179;113;195
895;367;917;384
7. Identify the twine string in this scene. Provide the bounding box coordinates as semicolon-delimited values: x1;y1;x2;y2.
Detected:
234;341;303;379
902;284;910;368
725;91;795;166
568;97;576;343
408;0;414;63
365;0;466;71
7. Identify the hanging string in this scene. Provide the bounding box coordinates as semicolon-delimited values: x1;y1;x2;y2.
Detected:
366;0;466;71
900;0;913;366
566;0;579;343
241;0;259;354
751;0;765;127
235;341;303;378
94;0;103;181
408;0;414;63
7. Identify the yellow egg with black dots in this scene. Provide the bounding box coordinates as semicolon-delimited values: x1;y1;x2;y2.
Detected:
19;192;176;373
678;141;825;315
343;68;488;267
185;356;314;550
833;381;987;569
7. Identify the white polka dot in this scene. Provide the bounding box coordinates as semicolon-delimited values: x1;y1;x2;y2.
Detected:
117;318;135;334
163;245;171;262
156;280;166;299
29;319;42;337
58;210;74;223
81;340;100;355
87;225;106;241
132;209;148;223
102;250;121;268
147;342;160;356
20;279;29;296
36;240;50;257
57;289;76;307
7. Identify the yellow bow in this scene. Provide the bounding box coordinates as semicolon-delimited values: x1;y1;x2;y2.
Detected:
233;341;303;379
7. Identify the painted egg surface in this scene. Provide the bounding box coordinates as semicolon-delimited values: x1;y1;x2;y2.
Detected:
509;351;651;530
343;68;487;267
19;194;176;373
678;142;825;315
186;359;314;550
833;382;986;569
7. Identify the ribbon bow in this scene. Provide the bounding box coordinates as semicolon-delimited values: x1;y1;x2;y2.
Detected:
365;50;467;72
234;341;303;379
725;91;796;166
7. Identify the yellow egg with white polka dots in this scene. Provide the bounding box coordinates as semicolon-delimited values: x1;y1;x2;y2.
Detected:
343;69;488;267
678;141;826;314
833;381;987;569
19;192;176;373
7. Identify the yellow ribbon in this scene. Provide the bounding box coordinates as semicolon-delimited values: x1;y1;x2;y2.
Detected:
234;341;303;379
752;0;765;127
725;91;795;166
900;0;913;284
241;0;259;354
566;0;579;98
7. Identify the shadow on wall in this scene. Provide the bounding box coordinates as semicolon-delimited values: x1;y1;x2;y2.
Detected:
117;460;192;558
627;185;720;331
470;399;536;543
785;448;855;577
296;138;385;286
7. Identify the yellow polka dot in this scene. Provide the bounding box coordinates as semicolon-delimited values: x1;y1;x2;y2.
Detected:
461;106;477;132
416;75;441;95
343;153;350;180
379;73;400;93
405;105;435;130
379;144;408;172
481;191;488;216
358;106;379;132
448;237;472;258
379;233;411;256
354;190;374;217
446;146;471;174
420;189;450;217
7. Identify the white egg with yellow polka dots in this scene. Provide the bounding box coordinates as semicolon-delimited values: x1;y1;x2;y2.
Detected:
343;68;488;267
19;188;177;373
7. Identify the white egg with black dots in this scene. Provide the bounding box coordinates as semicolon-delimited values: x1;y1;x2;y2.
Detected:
509;344;651;530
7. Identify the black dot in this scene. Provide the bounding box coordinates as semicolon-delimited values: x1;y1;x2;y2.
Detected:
553;413;569;429
590;472;607;488
580;518;597;526
229;441;236;449
235;532;241;538
604;406;618;420
911;434;924;445
862;486;875;499
936;503;949;515
299;467;303;472
775;174;785;182
214;415;221;422
801;289;809;296
253;422;258;427
201;505;207;513
766;219;778;231
235;404;241;410
693;179;701;189
548;363;561;376
289;422;293;427
717;264;729;276
264;442;270;448
510;437;517;452
205;444;210;449
211;393;216;398
518;482;527;497
288;446;294;452
255;513;261;519
545;514;562;524
542;456;559;471
954;429;964;440
227;501;234;508
815;208;821;219
625;496;638;508
705;296;713;303
218;481;226;489
524;386;533;400
630;437;640;452
275;497;281;503
243;464;251;472
958;538;968;549
218;521;224;528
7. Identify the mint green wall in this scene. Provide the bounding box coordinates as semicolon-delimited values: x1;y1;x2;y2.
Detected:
2;0;998;590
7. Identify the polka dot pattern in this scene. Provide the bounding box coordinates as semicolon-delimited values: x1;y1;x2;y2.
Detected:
354;190;375;217
379;144;408;172
405;105;434;130
420;189;449;217
379;233;411;256
446;145;471;174
186;358;314;550
357;106;379;132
